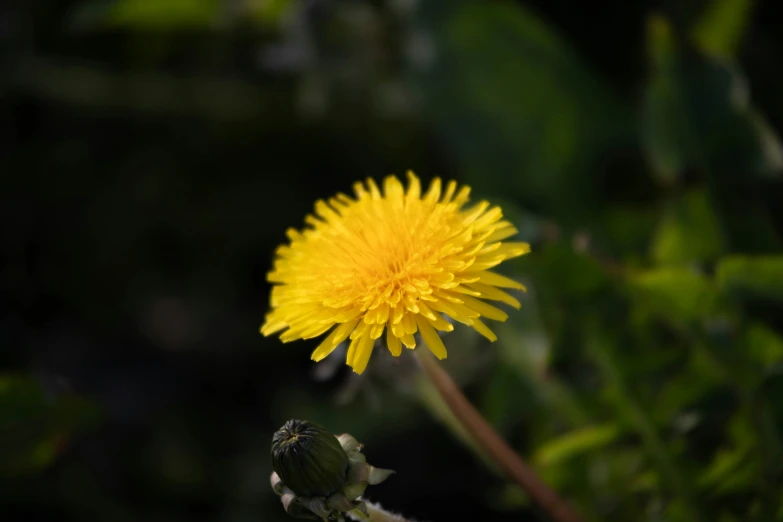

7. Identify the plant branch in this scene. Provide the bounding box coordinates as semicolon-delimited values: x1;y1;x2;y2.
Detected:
414;349;584;522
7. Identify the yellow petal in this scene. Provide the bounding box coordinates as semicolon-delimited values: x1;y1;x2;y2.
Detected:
416;301;437;321
383;175;405;203
493;242;531;260
466;282;521;309
453;185;471;206
449;286;482;297
416;315;447;360
369;322;385;339
458;295;509;322
467;256;507;272
312;319;359;362
477;271;527;290
391;304;405;324
375;303;390;323
402;312;418;334
440;300;481;324
260;318;287;336
350;332;375;374
423;177;442;205
425;309;454;332
471;318;497;342
353;180;368;200
350;321;368;340
405;170;421;201
427;298;457;317
391;320;406;338
386;327;402;356
300;322;335;340
401;333;416;348
366;178;382;199
461;201;490;225
472;207;503;230
484;223;518;243
346;334;361;366
441;180;457;203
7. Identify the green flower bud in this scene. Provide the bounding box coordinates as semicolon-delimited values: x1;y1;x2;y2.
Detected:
271;419;350;498
271;421;395;521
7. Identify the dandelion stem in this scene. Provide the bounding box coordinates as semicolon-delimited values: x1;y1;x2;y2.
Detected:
414;349;584;522
347;501;415;522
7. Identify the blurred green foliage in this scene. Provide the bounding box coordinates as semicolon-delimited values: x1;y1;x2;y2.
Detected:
0;376;99;477
3;0;783;522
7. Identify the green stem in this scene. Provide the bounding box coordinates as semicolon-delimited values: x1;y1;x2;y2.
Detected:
413;371;500;473
414;349;585;522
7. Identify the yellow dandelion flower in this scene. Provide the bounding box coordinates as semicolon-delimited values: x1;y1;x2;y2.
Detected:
260;171;530;374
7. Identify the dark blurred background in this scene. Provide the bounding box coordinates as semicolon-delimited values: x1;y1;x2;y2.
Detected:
2;0;783;521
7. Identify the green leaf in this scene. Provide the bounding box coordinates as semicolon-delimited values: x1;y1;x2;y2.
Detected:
698;446;757;494
716;256;783;302
247;0;291;25
532;424;621;467
651;190;724;265
642;15;695;184
67;0;119;29
758;368;783;438
521;242;610;299
414;0;631;224
653;372;723;425
108;0;219;29
698;414;760;495
641;15;783;184
630;470;658;492
586;327;702;519
0;375;100;477
692;0;755;59
742;323;783;367
602;205;661;256
628;267;719;323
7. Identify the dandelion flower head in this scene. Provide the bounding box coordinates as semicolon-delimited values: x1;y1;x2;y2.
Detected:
260;171;530;374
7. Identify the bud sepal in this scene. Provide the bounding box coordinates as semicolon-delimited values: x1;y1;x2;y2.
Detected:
270;420;394;521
